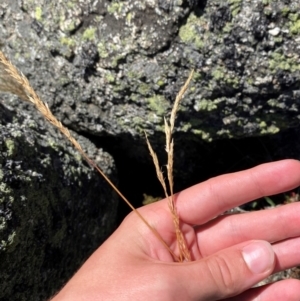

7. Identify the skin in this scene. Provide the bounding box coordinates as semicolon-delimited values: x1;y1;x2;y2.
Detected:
51;160;300;301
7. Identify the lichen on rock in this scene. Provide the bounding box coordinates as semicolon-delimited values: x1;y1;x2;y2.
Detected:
0;101;118;300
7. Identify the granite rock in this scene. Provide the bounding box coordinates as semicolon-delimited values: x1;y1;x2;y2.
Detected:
0;101;117;300
0;0;299;145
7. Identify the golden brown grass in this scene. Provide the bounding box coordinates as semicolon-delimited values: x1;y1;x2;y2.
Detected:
0;50;193;262
146;70;194;262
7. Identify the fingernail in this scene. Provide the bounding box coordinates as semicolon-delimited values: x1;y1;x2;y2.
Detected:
242;241;274;274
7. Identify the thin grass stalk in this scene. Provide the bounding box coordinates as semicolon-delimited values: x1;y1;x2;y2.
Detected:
166;71;194;262
146;70;194;262
0;50;179;262
145;134;168;197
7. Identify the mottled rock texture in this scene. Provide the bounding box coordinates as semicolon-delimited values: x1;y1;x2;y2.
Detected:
1;0;299;182
0;102;117;300
0;0;300;298
1;0;299;143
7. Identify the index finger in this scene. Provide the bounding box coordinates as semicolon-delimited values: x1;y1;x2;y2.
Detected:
173;159;300;225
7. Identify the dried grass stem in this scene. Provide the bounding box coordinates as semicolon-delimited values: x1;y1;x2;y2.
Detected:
146;70;194;262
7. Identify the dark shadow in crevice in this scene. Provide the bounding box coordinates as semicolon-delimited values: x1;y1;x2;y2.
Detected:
84;125;300;225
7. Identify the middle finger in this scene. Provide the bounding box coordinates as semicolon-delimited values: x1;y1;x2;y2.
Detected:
195;202;300;256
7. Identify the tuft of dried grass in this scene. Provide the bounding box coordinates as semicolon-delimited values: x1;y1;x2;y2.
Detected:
0;50;179;261
146;70;194;262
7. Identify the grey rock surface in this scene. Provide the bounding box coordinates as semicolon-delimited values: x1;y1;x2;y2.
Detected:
1;0;298;194
0;0;299;145
0;101;118;301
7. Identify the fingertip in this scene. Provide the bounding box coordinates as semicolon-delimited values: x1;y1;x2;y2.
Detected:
261;159;300;192
242;241;274;275
271;159;300;174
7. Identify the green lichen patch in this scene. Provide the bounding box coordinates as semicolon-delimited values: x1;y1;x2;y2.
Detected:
288;13;299;22
107;2;124;15
60;36;76;47
211;66;240;89
268;52;300;72
222;22;233;33
147;94;169;116
35;7;42;21
194;99;218;112
228;0;242;17
290;19;300;35
191;128;213;142
82;27;97;41
260;124;280;134
104;72;115;83
4;139;16;157
97;42;109;59
179;13;205;49
281;6;290;16
137;83;151;96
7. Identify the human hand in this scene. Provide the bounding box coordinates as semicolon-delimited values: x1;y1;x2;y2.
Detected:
51;160;300;301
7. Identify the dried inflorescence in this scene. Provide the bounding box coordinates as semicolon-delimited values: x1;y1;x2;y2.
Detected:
146;70;194;262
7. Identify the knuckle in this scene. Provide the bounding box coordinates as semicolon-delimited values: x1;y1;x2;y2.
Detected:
206;254;238;296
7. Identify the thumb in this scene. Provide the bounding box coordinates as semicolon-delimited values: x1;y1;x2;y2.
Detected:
178;240;275;301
